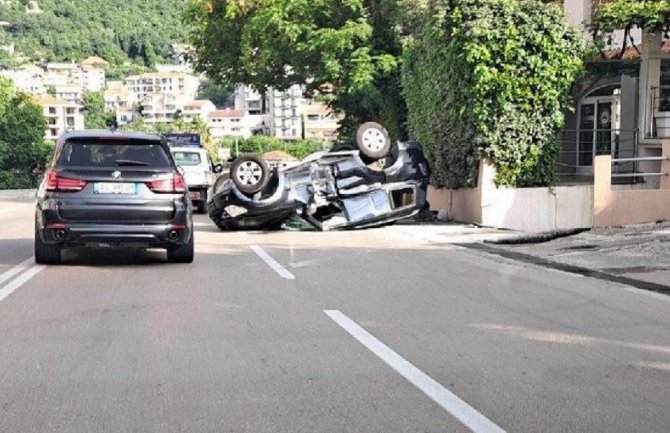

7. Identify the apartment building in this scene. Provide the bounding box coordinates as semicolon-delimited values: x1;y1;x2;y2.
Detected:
302;102;340;141
557;0;660;184
137;93;181;125
234;84;270;134
208;109;253;139
268;85;305;140
0;66;45;95
54;85;82;103
104;81;134;111
123;72;199;103
182;100;216;122
33;95;84;140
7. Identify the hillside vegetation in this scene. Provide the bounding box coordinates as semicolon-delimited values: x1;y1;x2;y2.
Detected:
0;0;189;66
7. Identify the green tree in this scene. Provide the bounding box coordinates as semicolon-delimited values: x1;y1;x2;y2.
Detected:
0;0;189;66
0;77;50;188
197;79;235;107
184;0;406;138
81;91;115;129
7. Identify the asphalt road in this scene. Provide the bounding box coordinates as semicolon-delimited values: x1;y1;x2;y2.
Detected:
1;197;670;432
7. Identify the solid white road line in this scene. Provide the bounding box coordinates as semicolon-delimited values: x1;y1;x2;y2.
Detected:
0;257;34;287
0;263;45;302
324;310;506;433
250;245;295;280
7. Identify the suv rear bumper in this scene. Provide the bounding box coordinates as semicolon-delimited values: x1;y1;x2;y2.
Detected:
38;222;192;247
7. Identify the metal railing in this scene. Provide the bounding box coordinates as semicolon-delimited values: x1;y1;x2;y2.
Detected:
556;128;638;172
610;155;669;179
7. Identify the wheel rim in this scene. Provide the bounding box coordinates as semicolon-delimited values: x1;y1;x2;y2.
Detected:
236;161;263;186
361;128;386;152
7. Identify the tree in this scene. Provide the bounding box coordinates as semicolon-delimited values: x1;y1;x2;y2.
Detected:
0;77;50;188
183;0;407;138
590;0;670;58
81;92;116;129
197;79;235;107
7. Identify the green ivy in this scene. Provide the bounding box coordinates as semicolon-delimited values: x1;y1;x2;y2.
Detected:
402;0;585;187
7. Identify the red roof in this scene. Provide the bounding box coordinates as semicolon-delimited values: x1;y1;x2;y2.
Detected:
208;109;245;118
600;41;670;60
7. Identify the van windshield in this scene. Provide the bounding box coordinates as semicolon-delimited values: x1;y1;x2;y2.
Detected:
172;151;202;166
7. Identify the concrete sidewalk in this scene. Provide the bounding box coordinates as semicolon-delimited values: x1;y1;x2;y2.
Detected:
480;222;670;291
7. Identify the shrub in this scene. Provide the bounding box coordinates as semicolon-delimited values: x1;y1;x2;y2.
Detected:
402;0;585;187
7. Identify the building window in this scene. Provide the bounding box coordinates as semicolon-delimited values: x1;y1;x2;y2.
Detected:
49;107;56;115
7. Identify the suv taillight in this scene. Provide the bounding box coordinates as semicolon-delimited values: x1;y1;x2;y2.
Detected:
45;171;87;192
146;173;187;193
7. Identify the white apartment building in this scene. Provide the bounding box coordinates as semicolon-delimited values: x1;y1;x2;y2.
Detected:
0;66;45;95
123;72;199;103
42;61;106;94
208;109;254;139
137;93;181;125
268;85;305;140
182;100;216;122
75;64;106;92
156;64;193;74
302;102;340;141
54;85;82;103
104;82;134;111
33;95;84;140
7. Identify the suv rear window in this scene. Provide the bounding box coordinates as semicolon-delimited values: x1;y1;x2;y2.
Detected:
58;140;172;169
172;151;202;166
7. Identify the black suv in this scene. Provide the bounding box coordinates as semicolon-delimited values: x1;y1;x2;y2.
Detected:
35;130;194;264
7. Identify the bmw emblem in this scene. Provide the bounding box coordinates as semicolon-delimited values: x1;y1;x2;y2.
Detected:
112;170;121;179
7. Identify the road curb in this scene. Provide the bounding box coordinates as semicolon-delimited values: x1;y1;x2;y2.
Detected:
0;189;36;200
459;242;670;295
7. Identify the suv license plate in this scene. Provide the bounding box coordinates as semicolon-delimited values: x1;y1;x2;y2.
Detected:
94;182;138;195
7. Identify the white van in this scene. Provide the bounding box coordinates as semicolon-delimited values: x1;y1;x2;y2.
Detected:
171;146;221;213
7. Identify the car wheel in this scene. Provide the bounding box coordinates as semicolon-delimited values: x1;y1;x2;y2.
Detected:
167;233;194;263
34;227;62;265
196;190;207;214
230;155;270;195
354;122;391;162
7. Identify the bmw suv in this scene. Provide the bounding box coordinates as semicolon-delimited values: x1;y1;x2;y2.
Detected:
35;130;194;264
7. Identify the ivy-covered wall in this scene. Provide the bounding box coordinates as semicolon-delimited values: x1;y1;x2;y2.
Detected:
402;0;585;188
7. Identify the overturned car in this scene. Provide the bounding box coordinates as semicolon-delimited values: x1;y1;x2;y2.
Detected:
207;122;430;231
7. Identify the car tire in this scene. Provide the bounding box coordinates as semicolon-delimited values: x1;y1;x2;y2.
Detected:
167;233;194;263
34;228;62;265
230;155;270;195
354;122;391;162
196;190;207;214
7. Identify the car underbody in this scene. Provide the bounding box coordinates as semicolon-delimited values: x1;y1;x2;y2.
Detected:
207;140;430;231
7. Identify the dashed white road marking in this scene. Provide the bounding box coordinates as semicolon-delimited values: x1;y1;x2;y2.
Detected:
0;260;45;303
250;245;295;280
0;257;34;287
324;310;506;433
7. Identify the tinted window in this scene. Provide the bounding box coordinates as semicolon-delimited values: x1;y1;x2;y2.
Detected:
58;140;172;168
172;151;202;166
